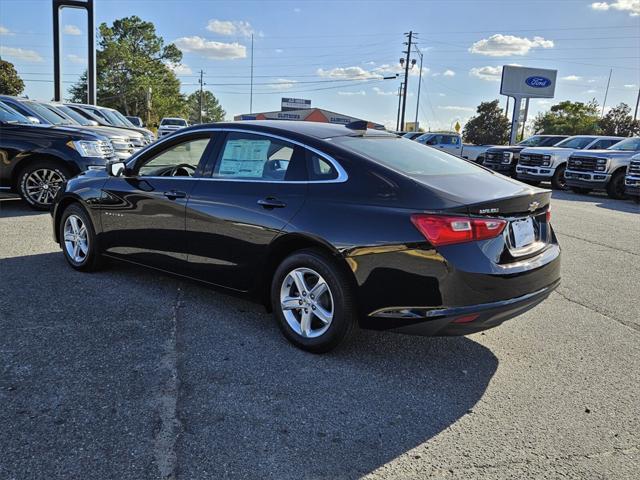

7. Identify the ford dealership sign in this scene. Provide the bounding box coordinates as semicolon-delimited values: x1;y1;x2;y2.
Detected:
501;66;557;98
525;76;552;88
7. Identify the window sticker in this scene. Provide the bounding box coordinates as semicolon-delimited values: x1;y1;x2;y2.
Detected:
218;139;271;177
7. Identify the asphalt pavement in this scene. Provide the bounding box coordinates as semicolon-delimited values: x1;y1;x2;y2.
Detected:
1;191;638;479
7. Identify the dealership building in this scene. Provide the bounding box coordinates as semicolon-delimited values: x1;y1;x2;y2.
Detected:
234;97;385;129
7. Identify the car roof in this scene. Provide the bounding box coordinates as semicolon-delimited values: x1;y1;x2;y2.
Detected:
184;120;394;140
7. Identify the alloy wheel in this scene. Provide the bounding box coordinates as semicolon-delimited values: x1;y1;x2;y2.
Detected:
280;267;334;338
63;214;89;264
24;168;65;206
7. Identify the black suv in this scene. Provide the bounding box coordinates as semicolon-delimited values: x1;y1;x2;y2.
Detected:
0;101;115;210
483;135;568;177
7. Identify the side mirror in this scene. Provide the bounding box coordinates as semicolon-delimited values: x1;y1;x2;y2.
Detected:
26;116;41;124
107;161;127;177
88;120;99;126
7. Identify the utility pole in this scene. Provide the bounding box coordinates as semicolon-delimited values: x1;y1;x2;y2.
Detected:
146;87;152;126
400;31;413;131
601;68;612;117
396;83;402;131
198;69;204;124
634;87;640;121
413;44;424;131
250;34;254;114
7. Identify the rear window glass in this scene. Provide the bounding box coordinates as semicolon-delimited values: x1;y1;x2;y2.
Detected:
331;136;482;176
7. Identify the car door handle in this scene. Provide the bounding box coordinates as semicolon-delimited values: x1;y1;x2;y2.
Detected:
257;197;286;209
163;190;187;200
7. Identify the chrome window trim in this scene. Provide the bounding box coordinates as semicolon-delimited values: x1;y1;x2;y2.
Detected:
126;127;348;184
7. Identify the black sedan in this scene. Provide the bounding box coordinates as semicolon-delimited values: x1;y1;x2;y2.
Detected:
52;121;560;353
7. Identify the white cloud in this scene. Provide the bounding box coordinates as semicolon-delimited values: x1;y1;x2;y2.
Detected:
438;93;446;97
166;62;193;75
317;66;382;79
624;84;638;88
0;46;43;62
585;89;599;94
469;34;554;56
337;90;366;96
269;78;297;90
469;65;503;81
66;54;86;65
438;105;475;112
561;75;582;81
174;36;246;60
293;7;301;13
0;25;13;35
443;69;456;77
63;24;81;35
591;1;640;16
275;49;283;54
372;86;397;96
206;20;255;37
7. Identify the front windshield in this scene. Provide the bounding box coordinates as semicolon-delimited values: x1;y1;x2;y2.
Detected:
55;105;93;125
331;136;483;176
25;101;72;125
111;109;136;127
0;102;30;123
608;137;640;151
554;137;596;149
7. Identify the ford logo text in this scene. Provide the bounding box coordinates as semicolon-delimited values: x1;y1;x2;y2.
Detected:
526;76;552;88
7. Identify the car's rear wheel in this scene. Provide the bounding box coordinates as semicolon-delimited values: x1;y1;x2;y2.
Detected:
18;160;70;210
59;203;103;272
551;164;568;190
606;170;627;200
271;249;357;353
571;187;591;195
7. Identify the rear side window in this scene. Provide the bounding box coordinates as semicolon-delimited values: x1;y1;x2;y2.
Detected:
332;136;483;176
307;153;338;181
212;132;305;181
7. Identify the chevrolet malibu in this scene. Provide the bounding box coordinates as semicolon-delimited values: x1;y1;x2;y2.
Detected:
52;121;560;353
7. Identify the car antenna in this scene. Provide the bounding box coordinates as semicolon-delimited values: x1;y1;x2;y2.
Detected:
345;120;368;135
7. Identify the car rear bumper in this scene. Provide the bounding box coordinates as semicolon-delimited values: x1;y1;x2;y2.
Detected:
364;279;559;336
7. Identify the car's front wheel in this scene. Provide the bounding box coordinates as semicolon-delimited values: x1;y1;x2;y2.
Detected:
551;164;568;190
271;249;357;353
18;160;70;210
606;170;627;200
59;203;103;272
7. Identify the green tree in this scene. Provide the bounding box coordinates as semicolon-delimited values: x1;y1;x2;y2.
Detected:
598;102;639;136
532;100;600;135
0;59;25;96
462;100;510;145
68;16;186;126
187;90;226;124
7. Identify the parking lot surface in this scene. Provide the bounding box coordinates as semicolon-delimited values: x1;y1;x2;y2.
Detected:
1;192;639;480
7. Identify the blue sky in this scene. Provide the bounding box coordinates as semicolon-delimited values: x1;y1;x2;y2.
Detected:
1;0;639;130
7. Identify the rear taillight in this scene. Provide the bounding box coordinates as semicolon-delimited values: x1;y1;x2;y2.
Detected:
411;214;506;246
546;207;551;223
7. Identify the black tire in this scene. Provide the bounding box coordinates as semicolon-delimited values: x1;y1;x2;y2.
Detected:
59;203;103;272
571;187;592;195
606;170;627;200
17;160;71;211
476;155;485;165
551;164;568;190
271;248;357;353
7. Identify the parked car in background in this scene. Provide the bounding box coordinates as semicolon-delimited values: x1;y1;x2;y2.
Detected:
158;117;189;138
516;135;624;189
565;137;640;199
624;153;640;199
65;103;155;144
0;101;114;210
126;116;144;128
0;96;139;161
52;120;559;353
483;135;569;177
402;131;423;140
414;132;493;162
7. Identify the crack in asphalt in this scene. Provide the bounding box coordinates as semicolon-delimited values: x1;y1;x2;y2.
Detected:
153;287;184;480
554;289;640;334
555;230;640;258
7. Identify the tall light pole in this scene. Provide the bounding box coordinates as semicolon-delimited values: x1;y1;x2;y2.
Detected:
601;68;612;117
250;34;254;114
399;31;413;131
396;82;404;131
413;44;424;131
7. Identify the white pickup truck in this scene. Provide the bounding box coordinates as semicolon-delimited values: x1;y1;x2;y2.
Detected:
413;132;492;162
516;135;624;189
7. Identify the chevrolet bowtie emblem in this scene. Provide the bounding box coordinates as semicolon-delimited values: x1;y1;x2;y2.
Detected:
528;201;540;212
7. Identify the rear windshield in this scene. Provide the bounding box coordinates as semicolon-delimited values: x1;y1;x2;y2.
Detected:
608;137;640;151
554;137;596;149
331;136;483;176
161;119;187;126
